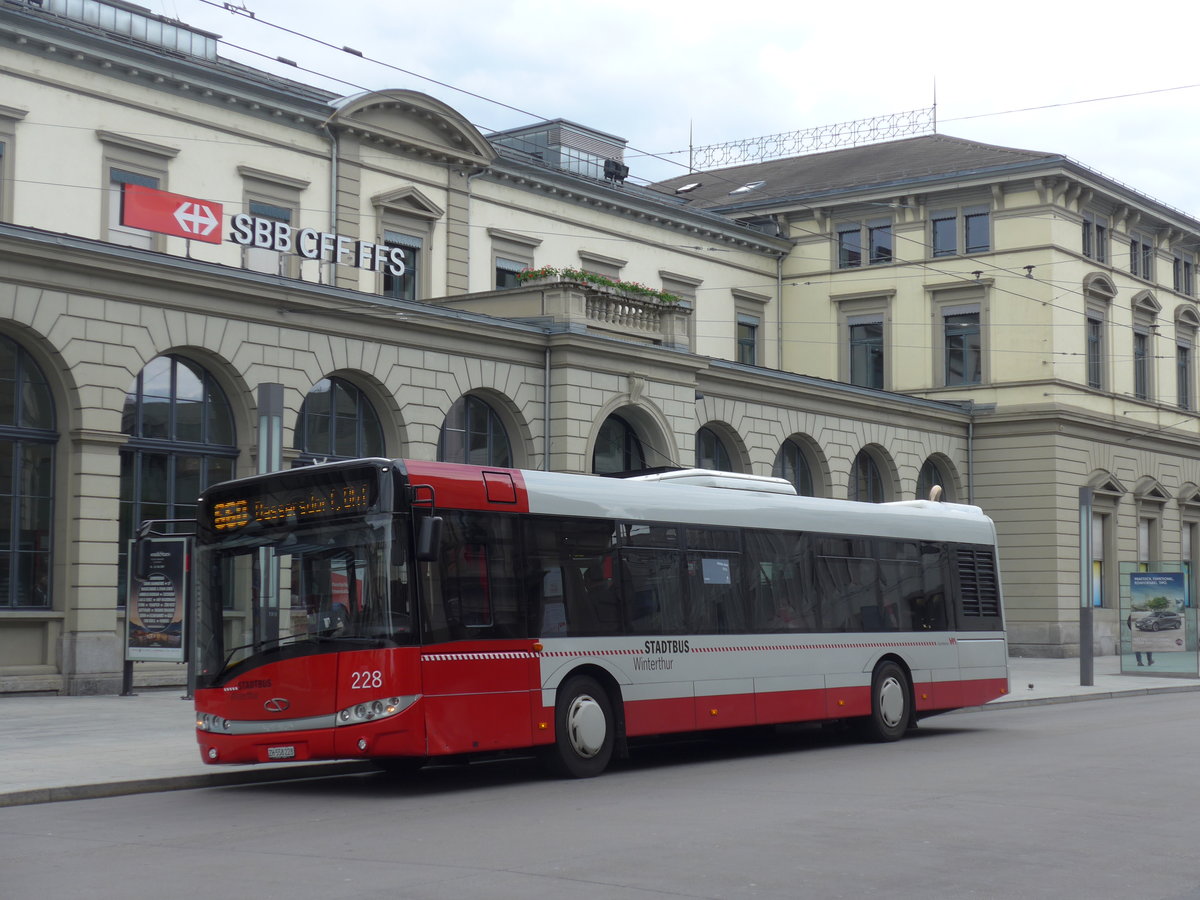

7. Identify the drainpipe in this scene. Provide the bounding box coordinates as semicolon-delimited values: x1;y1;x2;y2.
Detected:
776;251;784;369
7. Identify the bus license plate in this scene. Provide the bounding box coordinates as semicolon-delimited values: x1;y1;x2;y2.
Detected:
266;745;296;760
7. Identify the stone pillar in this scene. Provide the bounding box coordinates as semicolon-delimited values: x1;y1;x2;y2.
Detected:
61;429;126;694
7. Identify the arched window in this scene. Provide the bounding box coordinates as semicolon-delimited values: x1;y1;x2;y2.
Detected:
917;457;954;501
0;336;56;608
438;395;512;467
696;426;732;471
295;376;384;464
773;438;815;496
593;414;646;474
849;449;885;503
119;355;237;602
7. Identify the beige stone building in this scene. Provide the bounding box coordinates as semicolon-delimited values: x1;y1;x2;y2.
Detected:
0;0;1192;693
657;138;1200;661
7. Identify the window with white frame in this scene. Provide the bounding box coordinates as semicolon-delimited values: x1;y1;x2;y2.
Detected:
1083;276;1115;391
1178;340;1192;410
373;186;444;300
1130;232;1155;280
929;284;987;387
848;316;884;389
1132;294;1158;401
736;315;759;366
1173;249;1195;297
944;309;981;386
0;104;25;223
1082;211;1109;263
733;288;769;368
837;294;890;389
239;167;308;278
1177;309;1199;410
383;230;421;301
489;228;541;290
99;131;178;249
1087;314;1105;390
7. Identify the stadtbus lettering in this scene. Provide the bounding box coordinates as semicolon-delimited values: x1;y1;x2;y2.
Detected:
228;213;406;277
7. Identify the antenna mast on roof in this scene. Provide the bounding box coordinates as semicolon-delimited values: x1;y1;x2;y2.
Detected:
688;105;936;171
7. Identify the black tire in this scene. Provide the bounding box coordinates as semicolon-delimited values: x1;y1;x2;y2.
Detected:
550;674;615;778
861;661;910;742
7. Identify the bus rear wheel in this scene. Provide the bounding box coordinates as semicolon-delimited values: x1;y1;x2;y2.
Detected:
861;661;910;742
551;674;615;778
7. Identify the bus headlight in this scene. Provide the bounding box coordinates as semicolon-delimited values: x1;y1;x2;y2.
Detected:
196;713;229;732
334;695;418;726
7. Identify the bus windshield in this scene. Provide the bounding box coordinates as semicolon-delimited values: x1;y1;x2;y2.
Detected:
194;514;414;686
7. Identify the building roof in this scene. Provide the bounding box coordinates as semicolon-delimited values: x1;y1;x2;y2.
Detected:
650;134;1062;211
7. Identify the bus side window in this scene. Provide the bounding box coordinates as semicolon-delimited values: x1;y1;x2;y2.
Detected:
621;549;684;635
686;553;744;634
914;542;950;630
538;567;568;636
428;511;522;641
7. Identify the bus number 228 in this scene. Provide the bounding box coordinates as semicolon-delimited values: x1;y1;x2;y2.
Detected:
351;670;383;689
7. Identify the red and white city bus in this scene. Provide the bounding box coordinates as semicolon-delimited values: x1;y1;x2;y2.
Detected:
193;458;1008;777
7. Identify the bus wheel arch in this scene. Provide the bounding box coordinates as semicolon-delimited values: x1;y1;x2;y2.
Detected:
861;656;913;742
548;667;625;778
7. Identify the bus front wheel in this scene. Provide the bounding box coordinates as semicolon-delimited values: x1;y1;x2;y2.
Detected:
862;661;910;742
551;675;615;778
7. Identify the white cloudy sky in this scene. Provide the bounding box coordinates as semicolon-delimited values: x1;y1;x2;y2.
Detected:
151;0;1200;216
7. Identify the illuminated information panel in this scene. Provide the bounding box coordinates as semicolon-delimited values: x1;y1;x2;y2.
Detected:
208;480;373;533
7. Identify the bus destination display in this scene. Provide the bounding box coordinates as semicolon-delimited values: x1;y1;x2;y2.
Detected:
210;481;372;531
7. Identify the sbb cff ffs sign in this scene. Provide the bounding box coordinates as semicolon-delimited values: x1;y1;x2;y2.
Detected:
118;184;406;278
121;183;223;244
228;214;407;277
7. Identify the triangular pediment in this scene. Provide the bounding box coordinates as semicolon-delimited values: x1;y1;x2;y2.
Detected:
371;185;444;220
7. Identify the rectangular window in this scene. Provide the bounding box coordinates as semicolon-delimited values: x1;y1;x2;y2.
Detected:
1179;342;1193;410
944;311;981;385
1133;329;1150;400
1130;233;1154;280
848;319;884;389
1083;212;1109;263
1086;316;1104;389
495;257;525;290
383;230;421;301
108;167;160;249
243;199;292;275
838;220;892;267
869;222;893;264
931;211;957;257
736;315;758;366
963;206;990;254
1174;252;1195;296
837;224;862;268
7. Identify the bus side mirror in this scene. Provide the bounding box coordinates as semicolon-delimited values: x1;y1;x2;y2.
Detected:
416;516;443;562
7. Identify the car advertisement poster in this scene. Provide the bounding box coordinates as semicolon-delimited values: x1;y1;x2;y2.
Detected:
1128;572;1186;654
125;537;188;662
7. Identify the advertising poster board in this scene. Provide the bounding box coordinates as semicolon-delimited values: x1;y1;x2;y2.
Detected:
1128;571;1186;656
125;536;188;662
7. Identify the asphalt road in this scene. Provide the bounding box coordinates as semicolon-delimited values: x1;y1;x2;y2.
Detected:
2;695;1199;900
